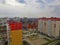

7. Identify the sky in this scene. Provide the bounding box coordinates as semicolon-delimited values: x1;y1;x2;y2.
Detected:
0;0;60;18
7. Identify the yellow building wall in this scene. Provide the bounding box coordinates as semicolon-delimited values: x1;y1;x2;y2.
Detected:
10;30;22;45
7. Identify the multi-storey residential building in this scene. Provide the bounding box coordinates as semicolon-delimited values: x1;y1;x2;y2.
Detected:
38;17;60;38
8;18;23;45
0;18;9;45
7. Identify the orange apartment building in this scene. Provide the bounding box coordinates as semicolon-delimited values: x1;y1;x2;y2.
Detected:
38;17;60;38
8;20;22;45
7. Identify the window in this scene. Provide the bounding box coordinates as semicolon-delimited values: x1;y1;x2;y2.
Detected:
54;24;56;28
44;22;46;26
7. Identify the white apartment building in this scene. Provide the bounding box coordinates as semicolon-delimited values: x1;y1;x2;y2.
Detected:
38;17;60;38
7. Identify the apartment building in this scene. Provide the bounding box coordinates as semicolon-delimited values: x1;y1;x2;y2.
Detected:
0;18;8;45
8;19;22;45
38;17;60;38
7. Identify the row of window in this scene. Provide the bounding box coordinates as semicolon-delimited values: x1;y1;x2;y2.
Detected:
0;26;7;31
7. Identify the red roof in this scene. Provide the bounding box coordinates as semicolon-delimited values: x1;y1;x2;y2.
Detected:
38;17;60;21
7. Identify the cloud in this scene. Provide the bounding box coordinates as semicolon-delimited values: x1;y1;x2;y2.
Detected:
44;0;54;3
5;0;25;6
0;0;60;18
50;5;60;17
18;0;25;3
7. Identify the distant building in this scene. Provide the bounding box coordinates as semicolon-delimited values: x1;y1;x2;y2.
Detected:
38;17;60;38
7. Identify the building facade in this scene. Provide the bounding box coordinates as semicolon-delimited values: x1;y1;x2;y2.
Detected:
0;18;8;45
38;17;60;38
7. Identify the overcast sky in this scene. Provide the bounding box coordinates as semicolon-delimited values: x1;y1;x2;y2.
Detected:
0;0;60;18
